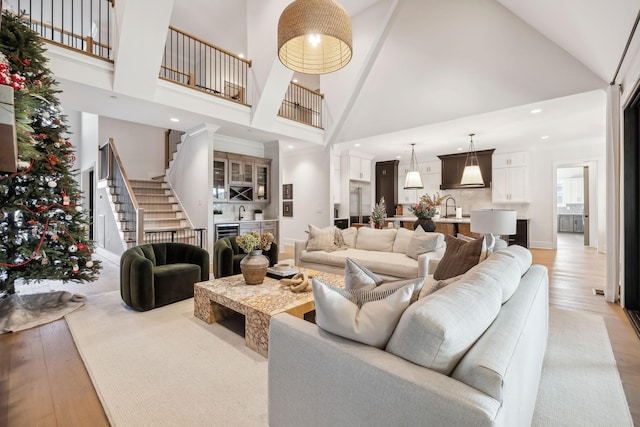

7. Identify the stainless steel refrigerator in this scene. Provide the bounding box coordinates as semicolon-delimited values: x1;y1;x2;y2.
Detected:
349;182;371;224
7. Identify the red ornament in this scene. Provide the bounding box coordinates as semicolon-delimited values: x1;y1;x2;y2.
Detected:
65;141;72;147
77;243;88;251
23;59;30;66
51;234;59;241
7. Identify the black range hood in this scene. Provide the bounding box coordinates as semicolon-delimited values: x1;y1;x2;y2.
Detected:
438;149;494;190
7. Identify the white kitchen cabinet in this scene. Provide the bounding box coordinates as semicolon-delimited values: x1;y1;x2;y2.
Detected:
493;152;528;168
349;156;371;182
492;152;529;203
421;160;441;197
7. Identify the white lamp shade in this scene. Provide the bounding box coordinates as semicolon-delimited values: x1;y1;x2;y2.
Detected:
404;170;423;189
460;165;484;187
470;209;517;235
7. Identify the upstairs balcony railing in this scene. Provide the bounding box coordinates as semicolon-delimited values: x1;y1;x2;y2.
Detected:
160;26;251;106
4;0;114;61
278;82;324;128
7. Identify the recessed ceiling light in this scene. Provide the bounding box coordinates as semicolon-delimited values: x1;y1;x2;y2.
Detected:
354;143;360;147
238;53;244;58
457;147;463;151
170;118;180;122
530;108;542;114
541;135;549;140
288;145;294;149
293;79;298;83
396;155;401;159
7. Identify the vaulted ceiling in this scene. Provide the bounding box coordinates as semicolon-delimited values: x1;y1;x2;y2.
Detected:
168;0;637;159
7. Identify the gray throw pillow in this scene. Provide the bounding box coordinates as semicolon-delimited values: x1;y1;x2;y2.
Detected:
433;235;484;280
344;258;384;290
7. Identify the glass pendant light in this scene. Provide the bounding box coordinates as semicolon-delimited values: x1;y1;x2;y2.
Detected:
404;143;424;189
460;133;484;187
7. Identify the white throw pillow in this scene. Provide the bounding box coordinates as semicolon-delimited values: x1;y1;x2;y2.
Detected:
406;228;444;260
355;227;397;252
341;227;358;248
392;227;413;253
306;224;337;251
312;278;415;348
344;257;384;290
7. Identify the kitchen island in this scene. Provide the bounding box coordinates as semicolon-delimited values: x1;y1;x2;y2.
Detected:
391;216;478;237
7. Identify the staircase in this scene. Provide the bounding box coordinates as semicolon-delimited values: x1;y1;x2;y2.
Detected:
130;178;189;232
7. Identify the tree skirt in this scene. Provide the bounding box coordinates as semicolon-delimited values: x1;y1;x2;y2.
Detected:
0;291;85;334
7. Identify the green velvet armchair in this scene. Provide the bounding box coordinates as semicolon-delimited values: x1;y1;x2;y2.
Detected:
213;236;278;278
120;242;210;311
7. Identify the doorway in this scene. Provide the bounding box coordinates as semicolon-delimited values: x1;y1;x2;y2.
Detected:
556;166;588;247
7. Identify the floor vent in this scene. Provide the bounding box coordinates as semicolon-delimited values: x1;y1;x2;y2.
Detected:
625;309;640;340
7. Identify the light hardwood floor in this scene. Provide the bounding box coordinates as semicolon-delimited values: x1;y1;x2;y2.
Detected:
1;238;639;426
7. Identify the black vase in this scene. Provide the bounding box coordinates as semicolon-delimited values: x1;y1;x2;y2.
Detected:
414;218;436;232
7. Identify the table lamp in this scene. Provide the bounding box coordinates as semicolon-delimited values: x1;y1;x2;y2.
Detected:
470;209;517;252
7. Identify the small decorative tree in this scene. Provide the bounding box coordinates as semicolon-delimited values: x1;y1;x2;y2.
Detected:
0;12;101;296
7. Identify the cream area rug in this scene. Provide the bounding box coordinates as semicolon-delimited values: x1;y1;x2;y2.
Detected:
532;307;633;426
66;293;632;426
66;291;268;427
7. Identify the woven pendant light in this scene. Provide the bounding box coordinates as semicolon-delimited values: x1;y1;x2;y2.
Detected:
278;0;353;74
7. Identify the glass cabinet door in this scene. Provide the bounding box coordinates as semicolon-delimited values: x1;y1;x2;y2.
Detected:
229;159;243;185
213;158;227;201
255;163;270;202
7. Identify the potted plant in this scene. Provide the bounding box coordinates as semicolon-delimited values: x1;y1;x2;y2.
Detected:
254;208;264;221
370;197;387;229
236;231;274;285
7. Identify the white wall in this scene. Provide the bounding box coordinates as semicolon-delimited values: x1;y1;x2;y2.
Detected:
79;112;99;173
98;116;165;180
528;138;605;249
167;123;216;256
281;146;331;247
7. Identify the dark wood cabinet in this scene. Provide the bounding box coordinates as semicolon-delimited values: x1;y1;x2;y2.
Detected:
438;149;494;190
506;219;529;248
375;160;399;218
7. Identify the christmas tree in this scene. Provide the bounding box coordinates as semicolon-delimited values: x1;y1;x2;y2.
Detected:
0;12;101;295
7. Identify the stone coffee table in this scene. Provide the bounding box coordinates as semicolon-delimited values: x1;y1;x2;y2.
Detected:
194;269;345;357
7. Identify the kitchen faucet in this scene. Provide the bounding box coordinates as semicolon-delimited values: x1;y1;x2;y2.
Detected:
445;197;457;218
238;205;246;221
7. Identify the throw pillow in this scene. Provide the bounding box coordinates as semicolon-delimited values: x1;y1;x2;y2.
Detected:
392;227;413;253
341;227;358;248
344;257;384;290
306;225;338;251
355;227;397;252
433;235;484;280
377;276;426;303
406;228;444;260
457;233;488;261
418;274;463;299
312;278;415;348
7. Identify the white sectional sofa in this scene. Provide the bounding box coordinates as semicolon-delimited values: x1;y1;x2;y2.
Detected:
294;226;446;280
269;245;549;427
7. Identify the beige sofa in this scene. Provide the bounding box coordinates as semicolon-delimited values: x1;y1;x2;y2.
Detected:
294;226;446;280
269;245;549;426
